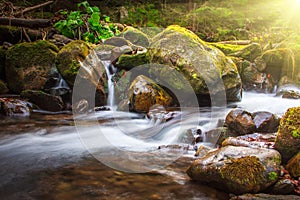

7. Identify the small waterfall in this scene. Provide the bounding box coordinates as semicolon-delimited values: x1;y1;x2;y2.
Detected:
102;60;117;108
50;73;70;96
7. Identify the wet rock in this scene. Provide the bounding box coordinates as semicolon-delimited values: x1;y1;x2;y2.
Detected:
5;41;59;93
205;127;237;146
225;109;256;135
0;98;31;117
270;178;295;195
286;152;300;178
128;75;173;113
55;40;90;88
282;90;300;99
20;90;64;112
222;133;276;149
274;107;300;163
110;45;133;63
104;36;129;47
179;129;195;144
194;144;213;157
147;25;242;104
253;111;280;133
230;193;300;200
119;26;150;48
0;80;8;94
187;146;281;194
94;44;116;60
276;84;300;99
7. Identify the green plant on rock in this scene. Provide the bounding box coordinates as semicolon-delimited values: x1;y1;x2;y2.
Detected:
54;1;119;43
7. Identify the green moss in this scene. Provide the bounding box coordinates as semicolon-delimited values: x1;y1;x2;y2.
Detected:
55;40;90;87
220;156;265;193
116;52;149;70
268;172;278;181
119;26;149;47
210;43;246;55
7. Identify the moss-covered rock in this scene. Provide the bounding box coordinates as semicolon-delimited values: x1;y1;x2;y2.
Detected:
286;152;300;178
103;36;129;47
116;52;149;70
5;41;59;94
0;46;6;80
274;107;300;163
128;75;173;113
210;43;246;55
230;43;262;62
0;80;8;94
119;26;150;48
55;40;91;88
187;146;281;194
260;48;295;84
147;25;242;104
21;90;64;112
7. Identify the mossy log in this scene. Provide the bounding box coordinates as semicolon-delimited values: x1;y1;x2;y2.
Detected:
0;18;51;29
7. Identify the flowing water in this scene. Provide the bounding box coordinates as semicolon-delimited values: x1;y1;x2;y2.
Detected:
0;91;299;200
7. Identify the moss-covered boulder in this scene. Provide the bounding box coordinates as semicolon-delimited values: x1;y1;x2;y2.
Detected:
5;41;59;94
21;90;64;112
210;43;246;55
286;152;300;178
230;43;262;62
187;146;281;194
274;107;300;163
119;26;150;48
0;46;6;80
55;40;90;88
128;75;173;113
147;25;242;104
0;80;8;94
259;48;295;84
115;52;149;70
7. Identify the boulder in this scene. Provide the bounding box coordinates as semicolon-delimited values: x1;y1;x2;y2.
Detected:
128;75;173;113
187;146;281;194
225;109;256;135
204;127;238;146
103;36;129;47
5;41;59;93
274;107;300;163
286;152;300;178
253;111;280;133
0;98;30;117
147;25;242;105
21;90;64;112
56;40;107;106
119;26;150;48
55;40;90;88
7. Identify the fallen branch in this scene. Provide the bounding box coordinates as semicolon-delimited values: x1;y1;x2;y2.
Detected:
14;1;54;17
0;17;51;28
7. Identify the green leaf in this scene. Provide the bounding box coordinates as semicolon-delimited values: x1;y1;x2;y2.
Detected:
88;12;100;26
77;1;90;9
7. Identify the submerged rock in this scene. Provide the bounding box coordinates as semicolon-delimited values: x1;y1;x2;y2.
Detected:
274;107;300;163
147;25;242;105
0;98;31;117
5;41;59;93
128;75;173;113
225;109;256;135
20;90;64;112
187;146;281;194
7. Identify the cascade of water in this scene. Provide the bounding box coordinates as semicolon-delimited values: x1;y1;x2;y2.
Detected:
102;60;117;108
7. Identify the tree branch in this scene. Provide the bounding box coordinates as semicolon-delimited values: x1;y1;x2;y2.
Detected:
0;17;52;28
14;1;54;17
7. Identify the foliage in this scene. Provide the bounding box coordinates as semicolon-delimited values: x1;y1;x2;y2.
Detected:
54;1;119;43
